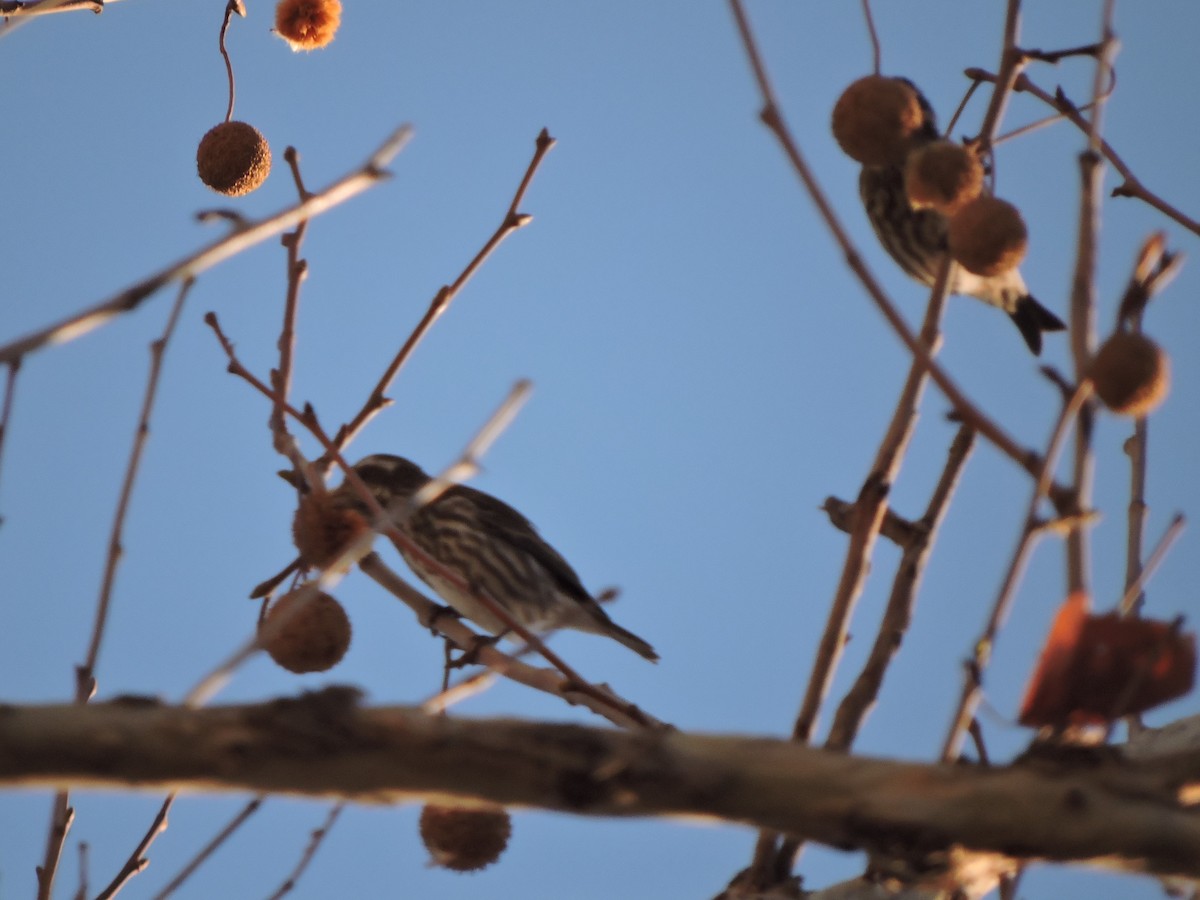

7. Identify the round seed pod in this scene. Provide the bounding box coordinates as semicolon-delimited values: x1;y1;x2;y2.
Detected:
1089;331;1170;417
196;121;271;197
292;490;371;571
262;589;351;674
905;140;984;216
419;804;512;873
831;75;926;166
947;195;1027;277
275;0;342;51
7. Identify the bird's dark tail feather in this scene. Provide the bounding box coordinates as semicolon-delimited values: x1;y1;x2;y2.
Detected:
1009;295;1067;355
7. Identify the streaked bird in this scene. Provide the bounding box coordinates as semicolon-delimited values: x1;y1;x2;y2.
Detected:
858;78;1066;354
340;454;659;661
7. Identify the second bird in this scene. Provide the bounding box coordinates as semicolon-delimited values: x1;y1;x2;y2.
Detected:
858;78;1066;354
340;454;659;662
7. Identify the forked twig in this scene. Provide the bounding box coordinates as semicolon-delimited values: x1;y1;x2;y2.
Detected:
327;129;556;461
94;795;175;900
967;68;1200;237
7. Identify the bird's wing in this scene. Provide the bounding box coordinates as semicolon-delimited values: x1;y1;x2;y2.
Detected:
453;485;596;603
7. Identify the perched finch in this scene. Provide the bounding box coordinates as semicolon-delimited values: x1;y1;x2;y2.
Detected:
339;454;659;662
858;78;1066;354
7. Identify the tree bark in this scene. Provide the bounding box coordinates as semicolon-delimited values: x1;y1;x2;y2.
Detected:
2;689;1198;883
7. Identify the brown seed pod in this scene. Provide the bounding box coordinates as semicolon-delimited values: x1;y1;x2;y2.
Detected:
904;140;984;216
419;804;512;873
262;589;352;674
292;490;371;571
1089;331;1171;417
196;121;271;197
831;75;926;166
275;0;342;51
947;195;1028;277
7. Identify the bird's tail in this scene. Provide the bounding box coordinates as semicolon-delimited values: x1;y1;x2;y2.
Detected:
606;622;660;662
1009;294;1067;355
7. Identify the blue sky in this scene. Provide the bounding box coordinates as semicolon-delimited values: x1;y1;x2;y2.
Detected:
2;2;1198;898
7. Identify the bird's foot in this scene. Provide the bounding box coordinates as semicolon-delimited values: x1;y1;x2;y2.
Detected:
423;603;461;634
447;631;506;668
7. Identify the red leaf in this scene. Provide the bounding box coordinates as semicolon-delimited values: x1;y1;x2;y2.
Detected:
1019;592;1195;727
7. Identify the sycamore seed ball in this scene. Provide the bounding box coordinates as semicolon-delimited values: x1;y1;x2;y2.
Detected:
831;76;926;166
196;121;271;197
419;804;512;873
1089;331;1171;417
262;590;351;674
947;195;1028;277
905;140;984;216
275;0;342;51
292;490;371;572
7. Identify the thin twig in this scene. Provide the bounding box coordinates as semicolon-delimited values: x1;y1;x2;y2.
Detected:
270;147;312;460
151;797;264;899
94;795;175;900
1123;299;1150;618
73;842;89;900
264;803;344;900
1118;513;1185;617
217;0;243;124
79;279;193;701
0;357;20;523
1021;42;1105;65
944;78;983;139
991;95;1105;148
327;128;556;461
0;0;101;16
35;800;73;900
971;0;1025;154
0;125;412;366
969;67;1200;238
1064;4;1118;599
859;0;880;74
941;381;1093;762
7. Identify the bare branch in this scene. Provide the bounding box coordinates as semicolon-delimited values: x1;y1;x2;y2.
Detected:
327;129;555;461
4;695;1200;882
93;795;175;900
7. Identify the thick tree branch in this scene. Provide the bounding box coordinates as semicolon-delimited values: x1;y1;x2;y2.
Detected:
2;692;1199;883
